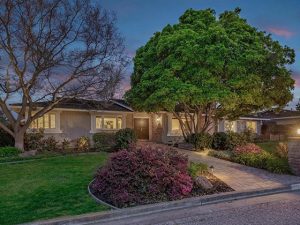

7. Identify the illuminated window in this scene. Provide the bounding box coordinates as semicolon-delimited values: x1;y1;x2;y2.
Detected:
96;117;102;129
31;113;56;129
117;117;122;129
246;121;257;132
171;118;181;132
103;117;117;129
224;120;235;132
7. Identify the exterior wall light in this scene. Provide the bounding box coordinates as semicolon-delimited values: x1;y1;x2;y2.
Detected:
156;115;162;126
297;129;300;135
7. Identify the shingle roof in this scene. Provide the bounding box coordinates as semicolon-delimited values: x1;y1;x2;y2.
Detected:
11;98;133;112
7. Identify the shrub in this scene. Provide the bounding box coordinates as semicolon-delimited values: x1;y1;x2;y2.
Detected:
115;128;137;150
43;136;58;152
0;146;21;157
234;151;291;174
265;156;290;174
92;146;193;207
61;138;71;152
226;131;248;151
208;150;233;161
93;133;116;151
188;162;208;178
212;132;229;150
24;129;44;151
76;136;90;151
187;132;212;151
275;142;288;159
233;143;262;155
0;128;14;147
212;132;248;151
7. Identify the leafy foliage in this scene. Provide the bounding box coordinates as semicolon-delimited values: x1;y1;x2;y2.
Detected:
93;133;116;152
92;146;193;207
187;132;212;150
115;128;137;150
211;132;230;150
76;136;90;151
24;129;45;151
212;131;248;151
43;136;59;152
208;150;234;161
0;146;21;157
275;142;288;159
188;162;208;178
0;128;14;147
126;8;294;136
233;143;262;155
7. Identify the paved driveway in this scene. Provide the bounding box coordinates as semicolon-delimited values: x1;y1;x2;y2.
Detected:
139;142;300;191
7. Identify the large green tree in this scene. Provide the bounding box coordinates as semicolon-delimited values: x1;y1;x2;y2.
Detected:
125;8;295;139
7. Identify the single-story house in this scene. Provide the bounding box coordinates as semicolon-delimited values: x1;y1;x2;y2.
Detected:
11;99;300;144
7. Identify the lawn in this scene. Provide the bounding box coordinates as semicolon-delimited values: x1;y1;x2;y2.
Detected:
256;141;280;154
0;153;109;225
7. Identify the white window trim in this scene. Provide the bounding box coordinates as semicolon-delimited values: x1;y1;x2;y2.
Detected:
26;110;62;134
90;112;126;133
167;113;195;136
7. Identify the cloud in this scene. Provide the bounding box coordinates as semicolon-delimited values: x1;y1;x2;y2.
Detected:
267;27;295;38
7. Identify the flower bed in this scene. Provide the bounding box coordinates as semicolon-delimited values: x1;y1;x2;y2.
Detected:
89;145;233;208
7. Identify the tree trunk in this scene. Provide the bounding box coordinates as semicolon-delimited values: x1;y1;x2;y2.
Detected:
14;130;25;151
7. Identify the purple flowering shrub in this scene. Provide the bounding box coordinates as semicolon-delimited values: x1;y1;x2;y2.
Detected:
234;143;262;155
92;145;193;207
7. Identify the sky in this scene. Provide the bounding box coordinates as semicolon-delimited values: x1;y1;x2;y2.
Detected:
100;0;300;107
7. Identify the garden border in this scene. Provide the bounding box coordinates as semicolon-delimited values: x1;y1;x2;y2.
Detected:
87;179;119;210
29;183;300;225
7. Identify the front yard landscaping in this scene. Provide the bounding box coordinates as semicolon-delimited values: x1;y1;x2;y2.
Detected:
0;153;108;225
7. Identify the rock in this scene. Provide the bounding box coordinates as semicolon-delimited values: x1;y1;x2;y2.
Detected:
19;150;37;158
194;176;213;190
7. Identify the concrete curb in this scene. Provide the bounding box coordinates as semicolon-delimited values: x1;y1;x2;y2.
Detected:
25;183;300;225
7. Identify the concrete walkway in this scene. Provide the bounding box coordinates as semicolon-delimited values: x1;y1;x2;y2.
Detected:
139;142;300;191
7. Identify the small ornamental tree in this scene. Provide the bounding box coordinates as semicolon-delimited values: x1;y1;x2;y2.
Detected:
125;8;295;140
0;0;127;150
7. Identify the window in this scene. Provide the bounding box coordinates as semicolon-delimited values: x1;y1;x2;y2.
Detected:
96;117;102;129
171;118;181;132
95;115;123;130
31;113;56;129
103;117;117;129
224;120;235;132
246;121;257;132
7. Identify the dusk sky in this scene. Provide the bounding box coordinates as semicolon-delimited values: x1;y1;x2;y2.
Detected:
100;0;300;107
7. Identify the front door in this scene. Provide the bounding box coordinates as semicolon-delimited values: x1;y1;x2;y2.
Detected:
134;118;149;140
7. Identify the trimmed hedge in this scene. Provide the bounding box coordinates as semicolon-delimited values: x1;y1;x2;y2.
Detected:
0;146;21;157
115;128;137;150
187;133;212;151
93;133;116;152
212;132;248;151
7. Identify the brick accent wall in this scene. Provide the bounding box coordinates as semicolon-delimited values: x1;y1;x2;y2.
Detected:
288;137;300;175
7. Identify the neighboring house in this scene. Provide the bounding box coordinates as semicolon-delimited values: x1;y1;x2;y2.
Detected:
11;99;300;144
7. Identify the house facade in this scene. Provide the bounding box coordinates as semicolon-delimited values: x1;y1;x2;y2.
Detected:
12;99;290;144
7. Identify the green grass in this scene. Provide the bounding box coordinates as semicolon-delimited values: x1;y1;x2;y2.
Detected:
256;141;279;154
0;153;109;225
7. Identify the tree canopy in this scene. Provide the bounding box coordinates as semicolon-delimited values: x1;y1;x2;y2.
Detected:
125;8;295;135
0;0;127;150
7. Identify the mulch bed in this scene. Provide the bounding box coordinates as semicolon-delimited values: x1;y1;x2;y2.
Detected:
89;172;234;208
190;171;234;197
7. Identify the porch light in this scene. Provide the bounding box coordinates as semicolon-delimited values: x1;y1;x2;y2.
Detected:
297;129;300;135
156;115;162;125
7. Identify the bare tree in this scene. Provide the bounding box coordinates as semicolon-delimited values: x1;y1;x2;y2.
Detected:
0;0;128;150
